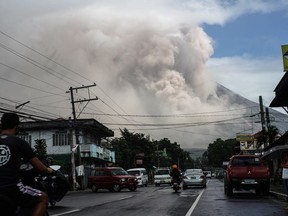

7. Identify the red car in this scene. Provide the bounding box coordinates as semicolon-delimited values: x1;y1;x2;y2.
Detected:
88;167;138;192
224;155;270;196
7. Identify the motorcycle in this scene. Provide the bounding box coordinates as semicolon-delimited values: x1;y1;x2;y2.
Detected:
20;164;70;207
40;165;70;207
0;164;70;215
0;163;52;216
171;177;182;193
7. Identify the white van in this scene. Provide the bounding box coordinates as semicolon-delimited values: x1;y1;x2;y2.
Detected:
154;168;171;186
127;168;148;187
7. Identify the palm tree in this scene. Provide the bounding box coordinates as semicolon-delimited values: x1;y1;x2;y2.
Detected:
256;125;280;148
266;125;280;146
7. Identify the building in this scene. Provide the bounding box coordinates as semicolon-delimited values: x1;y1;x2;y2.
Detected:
19;118;115;188
262;62;288;184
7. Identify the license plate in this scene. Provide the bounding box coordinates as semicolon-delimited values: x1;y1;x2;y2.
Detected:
242;179;257;184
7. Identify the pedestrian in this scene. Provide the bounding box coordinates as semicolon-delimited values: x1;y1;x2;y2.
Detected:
0;112;54;216
280;152;288;195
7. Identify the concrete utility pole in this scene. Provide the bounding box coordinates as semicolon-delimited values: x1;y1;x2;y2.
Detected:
265;107;270;127
68;83;98;189
259;96;267;148
68;121;77;191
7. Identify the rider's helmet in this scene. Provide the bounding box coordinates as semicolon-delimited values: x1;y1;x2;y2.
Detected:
172;164;178;169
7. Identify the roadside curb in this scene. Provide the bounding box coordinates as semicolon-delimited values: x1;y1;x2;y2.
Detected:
270;191;288;202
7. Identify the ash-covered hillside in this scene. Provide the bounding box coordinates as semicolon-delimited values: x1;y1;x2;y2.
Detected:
216;83;288;135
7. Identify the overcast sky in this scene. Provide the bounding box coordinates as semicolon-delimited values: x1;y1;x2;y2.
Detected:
0;0;287;149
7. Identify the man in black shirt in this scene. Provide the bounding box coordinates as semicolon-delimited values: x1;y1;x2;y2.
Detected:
0;112;53;216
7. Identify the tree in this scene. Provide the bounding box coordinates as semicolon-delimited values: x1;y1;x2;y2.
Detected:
111;128;154;170
206;138;236;167
34;139;48;163
111;128;192;171
266;125;280;145
256;125;280;148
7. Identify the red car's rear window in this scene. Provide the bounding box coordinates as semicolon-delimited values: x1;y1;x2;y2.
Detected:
232;157;261;166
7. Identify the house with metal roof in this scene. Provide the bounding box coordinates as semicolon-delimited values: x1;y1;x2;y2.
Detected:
18;118;115;188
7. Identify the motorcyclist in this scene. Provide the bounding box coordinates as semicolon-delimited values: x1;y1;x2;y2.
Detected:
0;112;54;216
170;164;182;184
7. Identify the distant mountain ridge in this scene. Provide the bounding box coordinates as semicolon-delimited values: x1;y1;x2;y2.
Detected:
183;84;288;152
216;83;288;134
186;148;206;159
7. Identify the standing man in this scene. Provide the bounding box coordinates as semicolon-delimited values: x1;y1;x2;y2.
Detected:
281;152;288;195
0;112;53;216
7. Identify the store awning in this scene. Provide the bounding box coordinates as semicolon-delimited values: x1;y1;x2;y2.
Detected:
262;145;288;160
270;72;288;107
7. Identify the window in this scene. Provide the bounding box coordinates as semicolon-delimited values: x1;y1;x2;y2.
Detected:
18;134;31;145
156;169;169;175
53;132;68;146
111;168;128;175
232;157;261;166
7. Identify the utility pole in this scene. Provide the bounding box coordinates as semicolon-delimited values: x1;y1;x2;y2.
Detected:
259;96;267;148
265;107;270;127
68;83;98;189
69;119;77;191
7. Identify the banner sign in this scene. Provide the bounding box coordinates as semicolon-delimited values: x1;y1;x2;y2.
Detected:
236;134;253;141
281;45;288;72
236;134;256;151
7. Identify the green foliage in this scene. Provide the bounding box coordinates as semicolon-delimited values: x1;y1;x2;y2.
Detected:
111;128;193;171
256;125;279;148
34;139;48;163
266;125;279;145
205;138;236;167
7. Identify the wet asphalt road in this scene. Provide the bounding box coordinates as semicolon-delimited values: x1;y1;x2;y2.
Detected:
48;179;288;216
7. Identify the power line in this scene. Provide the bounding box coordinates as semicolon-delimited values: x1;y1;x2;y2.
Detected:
0;29;144;129
0;61;67;92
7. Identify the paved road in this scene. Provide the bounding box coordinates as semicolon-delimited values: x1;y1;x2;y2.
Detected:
48;179;288;216
190;179;288;216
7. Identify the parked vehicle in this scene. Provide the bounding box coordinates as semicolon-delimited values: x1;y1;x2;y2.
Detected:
224;155;270;196
182;171;207;189
203;171;212;178
127;168;148;187
88;167;138;192
154;168;171;186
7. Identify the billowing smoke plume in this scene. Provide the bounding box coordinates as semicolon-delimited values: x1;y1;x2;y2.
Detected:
0;0;260;148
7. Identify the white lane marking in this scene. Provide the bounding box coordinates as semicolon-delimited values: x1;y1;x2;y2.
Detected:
50;209;81;216
185;189;205;216
119;195;133;200
50;195;133;216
